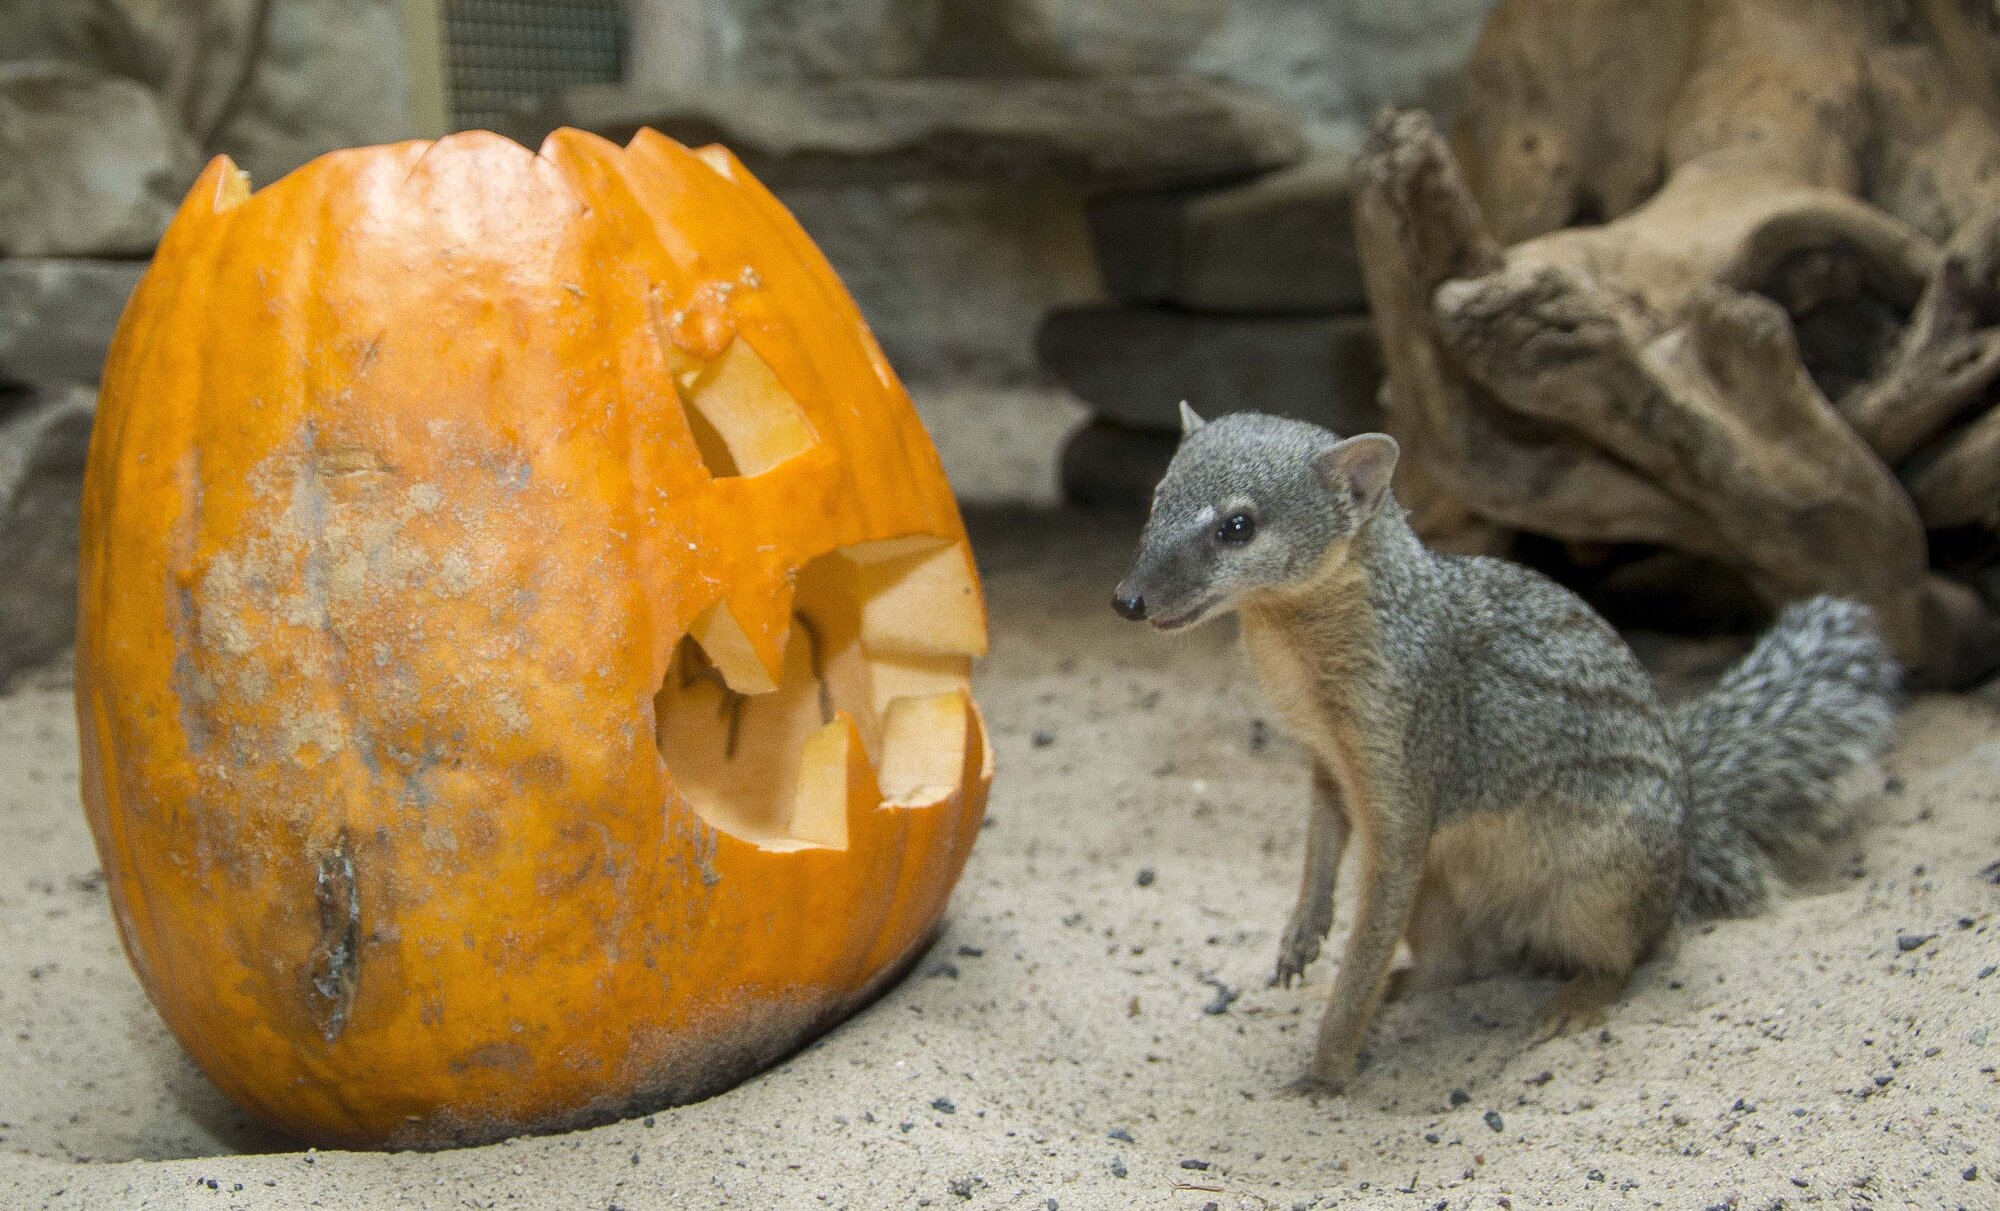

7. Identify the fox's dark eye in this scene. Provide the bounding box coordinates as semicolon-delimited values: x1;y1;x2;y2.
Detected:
1217;513;1256;545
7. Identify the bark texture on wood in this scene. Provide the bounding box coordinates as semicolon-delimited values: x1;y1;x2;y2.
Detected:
1356;0;2000;688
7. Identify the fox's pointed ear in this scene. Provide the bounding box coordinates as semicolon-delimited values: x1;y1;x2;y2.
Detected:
1178;400;1206;436
1314;433;1399;520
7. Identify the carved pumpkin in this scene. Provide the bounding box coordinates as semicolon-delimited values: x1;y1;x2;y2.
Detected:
75;129;991;1150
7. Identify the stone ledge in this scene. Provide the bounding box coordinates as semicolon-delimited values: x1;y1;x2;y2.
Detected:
1088;150;1365;313
1035;306;1382;433
0;258;146;385
525;75;1307;193
1060;418;1177;511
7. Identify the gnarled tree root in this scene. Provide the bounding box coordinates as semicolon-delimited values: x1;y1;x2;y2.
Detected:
1356;104;2000;688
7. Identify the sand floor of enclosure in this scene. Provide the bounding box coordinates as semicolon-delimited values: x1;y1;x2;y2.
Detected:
3;509;1997;1209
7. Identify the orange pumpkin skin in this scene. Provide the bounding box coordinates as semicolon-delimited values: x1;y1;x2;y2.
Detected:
76;129;991;1150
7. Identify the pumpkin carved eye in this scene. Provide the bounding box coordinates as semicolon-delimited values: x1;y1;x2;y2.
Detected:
650;289;817;478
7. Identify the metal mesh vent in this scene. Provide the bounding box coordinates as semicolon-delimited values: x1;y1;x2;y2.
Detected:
443;0;625;134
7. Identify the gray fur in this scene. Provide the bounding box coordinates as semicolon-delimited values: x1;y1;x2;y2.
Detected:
1675;596;1900;917
1122;415;1357;628
1118;413;1900;1083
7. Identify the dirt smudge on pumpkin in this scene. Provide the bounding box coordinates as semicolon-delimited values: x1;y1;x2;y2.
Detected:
490;689;528;734
284;421;337;637
436;549;475;597
448;1039;531;1074
165;447;215;756
421;822;459;854
193;556;258;656
379;988;836;1150
283;710;347;762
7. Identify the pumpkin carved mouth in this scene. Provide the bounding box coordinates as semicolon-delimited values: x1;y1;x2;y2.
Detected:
653;535;983;851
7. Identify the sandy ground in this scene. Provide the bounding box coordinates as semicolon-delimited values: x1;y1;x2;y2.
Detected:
3;507;1998;1210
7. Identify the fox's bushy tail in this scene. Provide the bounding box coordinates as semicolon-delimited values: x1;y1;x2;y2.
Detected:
1674;596;1900;919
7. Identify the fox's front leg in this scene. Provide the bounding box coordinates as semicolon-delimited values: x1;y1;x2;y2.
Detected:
1302;770;1429;1092
1275;766;1348;987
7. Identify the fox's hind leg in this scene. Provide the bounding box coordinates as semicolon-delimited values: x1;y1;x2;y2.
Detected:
1386;873;1468;1003
1522;814;1674;1043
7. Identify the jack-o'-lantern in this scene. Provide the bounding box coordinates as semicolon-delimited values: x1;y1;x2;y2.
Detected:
75;128;990;1149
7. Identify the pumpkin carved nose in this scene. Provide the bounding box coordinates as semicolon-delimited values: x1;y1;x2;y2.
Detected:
1112;591;1147;621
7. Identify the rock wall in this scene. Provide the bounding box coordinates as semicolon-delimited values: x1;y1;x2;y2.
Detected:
626;0;1497;138
0;385;93;689
0;0;415;190
0;0;415;680
1194;0;1496;142
0;62;201;258
209;0;417;189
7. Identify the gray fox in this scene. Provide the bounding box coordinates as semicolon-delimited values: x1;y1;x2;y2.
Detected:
1114;406;1898;1091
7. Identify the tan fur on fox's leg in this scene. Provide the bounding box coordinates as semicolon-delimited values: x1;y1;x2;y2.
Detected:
1302;812;1429;1091
1386;876;1468;1003
1534;968;1630;1042
1276;766;1350;988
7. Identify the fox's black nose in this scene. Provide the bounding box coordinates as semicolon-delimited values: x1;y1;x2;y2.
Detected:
1112;591;1147;621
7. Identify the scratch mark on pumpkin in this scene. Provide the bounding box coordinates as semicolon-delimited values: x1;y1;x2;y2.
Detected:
317;446;392;478
355;331;385;375
305;830;360;1043
694;819;720;888
449;1039;531;1073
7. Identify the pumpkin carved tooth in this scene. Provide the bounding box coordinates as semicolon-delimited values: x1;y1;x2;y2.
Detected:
850;539;987;659
685;599;781;694
210;162;252;212
788;714;865;850
877;692;974;809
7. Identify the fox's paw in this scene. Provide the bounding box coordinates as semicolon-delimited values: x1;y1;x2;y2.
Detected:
1288;1049;1360;1098
1532;971;1627;1044
1272;917;1324;988
1532;999;1606;1043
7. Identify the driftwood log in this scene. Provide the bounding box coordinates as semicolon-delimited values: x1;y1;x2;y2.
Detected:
1355;0;2000;688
